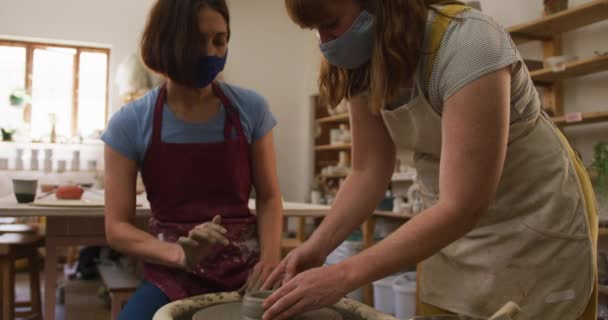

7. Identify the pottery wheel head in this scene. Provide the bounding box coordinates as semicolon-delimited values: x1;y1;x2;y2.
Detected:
192;302;343;320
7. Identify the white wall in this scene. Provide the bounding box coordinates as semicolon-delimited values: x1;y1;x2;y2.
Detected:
0;0;156;114
224;0;320;201
1;0;603;201
479;0;608;164
0;0;320;201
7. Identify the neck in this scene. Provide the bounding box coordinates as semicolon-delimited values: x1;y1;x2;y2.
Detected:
166;80;216;111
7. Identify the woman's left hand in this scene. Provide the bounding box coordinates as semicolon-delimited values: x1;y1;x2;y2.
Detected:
262;264;350;320
244;259;281;293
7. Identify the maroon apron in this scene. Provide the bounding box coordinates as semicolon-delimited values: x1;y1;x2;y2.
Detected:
140;82;259;301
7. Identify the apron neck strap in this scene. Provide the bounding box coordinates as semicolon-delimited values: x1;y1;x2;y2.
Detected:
425;5;471;88
211;82;247;142
151;82;248;145
151;84;167;145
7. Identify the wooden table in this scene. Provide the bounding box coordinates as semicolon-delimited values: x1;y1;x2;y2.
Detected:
0;193;413;319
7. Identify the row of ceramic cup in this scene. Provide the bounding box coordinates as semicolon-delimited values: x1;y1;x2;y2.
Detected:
0;158;98;172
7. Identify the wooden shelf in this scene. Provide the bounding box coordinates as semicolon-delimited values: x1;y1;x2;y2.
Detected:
320;173;349;179
315;144;352;151
374;209;415;219
508;0;608;45
317;113;349;124
599;227;608;236
392;172;417;182
600;285;608;296
552;111;608;127
530;55;608;84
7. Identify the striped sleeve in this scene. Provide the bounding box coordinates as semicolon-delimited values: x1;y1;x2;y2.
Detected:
428;12;520;108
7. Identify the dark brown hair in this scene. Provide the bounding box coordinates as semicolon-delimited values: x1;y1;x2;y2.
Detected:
286;0;463;113
141;0;230;87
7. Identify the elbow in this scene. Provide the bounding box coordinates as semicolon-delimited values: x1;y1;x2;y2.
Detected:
104;220;123;250
255;188;282;206
438;198;491;234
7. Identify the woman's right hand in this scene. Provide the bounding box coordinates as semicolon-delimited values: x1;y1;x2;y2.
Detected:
178;215;229;271
261;240;327;290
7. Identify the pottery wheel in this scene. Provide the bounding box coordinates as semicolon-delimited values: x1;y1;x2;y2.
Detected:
192;302;343;320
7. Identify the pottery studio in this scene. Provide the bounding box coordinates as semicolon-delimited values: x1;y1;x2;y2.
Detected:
1;0;608;319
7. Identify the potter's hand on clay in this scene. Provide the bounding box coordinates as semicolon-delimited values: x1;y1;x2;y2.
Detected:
178;215;229;271
243;259;281;294
262;264;349;320
262;241;325;290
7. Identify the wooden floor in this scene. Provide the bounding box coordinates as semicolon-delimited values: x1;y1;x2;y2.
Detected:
15;271;110;320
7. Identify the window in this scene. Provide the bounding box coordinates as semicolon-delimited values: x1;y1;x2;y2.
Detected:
0;39;109;141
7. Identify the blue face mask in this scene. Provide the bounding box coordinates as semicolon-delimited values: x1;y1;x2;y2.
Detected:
193;52;227;88
319;10;375;70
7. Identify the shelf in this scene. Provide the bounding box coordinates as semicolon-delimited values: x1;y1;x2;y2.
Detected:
317;113;349;124
552;111;608;127
599;227;608;236
374;209;415;219
508;0;608;45
320;173;349;179
315;144;352;151
600;285;608;296
530;55;608;84
392;172;417;182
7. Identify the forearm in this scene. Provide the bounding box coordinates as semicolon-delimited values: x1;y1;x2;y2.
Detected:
308;169;392;258
342;202;479;290
256;195;283;262
106;220;184;269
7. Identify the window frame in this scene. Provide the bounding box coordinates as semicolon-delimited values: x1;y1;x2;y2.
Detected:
0;39;110;137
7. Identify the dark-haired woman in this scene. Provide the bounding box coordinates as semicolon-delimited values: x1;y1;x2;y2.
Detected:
102;1;283;318
263;1;597;320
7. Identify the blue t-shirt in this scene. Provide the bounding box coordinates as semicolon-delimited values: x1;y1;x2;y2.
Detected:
101;82;277;166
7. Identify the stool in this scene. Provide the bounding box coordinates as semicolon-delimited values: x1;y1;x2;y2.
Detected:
98;264;140;320
0;233;45;320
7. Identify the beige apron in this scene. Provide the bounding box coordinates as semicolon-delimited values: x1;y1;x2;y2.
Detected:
379;5;595;319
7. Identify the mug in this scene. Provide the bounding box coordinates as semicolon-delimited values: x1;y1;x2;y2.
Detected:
12;179;38;203
56;160;67;173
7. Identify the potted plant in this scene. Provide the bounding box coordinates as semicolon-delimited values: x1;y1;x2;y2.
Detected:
591;142;608;220
9;88;30;108
1;128;16;142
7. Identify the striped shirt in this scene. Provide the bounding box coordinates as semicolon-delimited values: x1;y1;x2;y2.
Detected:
418;7;541;123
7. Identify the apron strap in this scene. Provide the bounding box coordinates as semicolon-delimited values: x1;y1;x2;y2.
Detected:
425;5;471;88
152;82;247;144
151;84;168;145
211;82;247;142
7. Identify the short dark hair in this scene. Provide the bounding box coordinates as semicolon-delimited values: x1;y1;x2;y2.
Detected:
140;0;230;87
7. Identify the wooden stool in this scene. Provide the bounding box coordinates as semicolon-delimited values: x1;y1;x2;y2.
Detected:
0;233;45;320
98;264;140;320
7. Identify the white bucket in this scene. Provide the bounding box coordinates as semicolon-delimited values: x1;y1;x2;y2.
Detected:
325;241;362;265
325;240;364;302
373;275;398;315
393;273;417;319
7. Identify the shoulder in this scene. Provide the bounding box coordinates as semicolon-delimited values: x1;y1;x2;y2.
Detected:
109;88;160;134
440;8;517;54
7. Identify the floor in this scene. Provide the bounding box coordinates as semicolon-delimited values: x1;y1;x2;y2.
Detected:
15;270;110;320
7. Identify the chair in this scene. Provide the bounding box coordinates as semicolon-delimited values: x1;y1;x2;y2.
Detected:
0;232;45;320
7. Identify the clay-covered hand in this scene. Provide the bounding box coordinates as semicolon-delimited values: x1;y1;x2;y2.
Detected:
178;215;229;271
240;259;281;295
262;240;325;290
262;264;350;320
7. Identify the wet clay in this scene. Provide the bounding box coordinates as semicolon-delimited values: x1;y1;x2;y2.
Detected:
193;291;342;320
192;302;342;320
152;291;397;320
